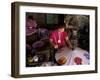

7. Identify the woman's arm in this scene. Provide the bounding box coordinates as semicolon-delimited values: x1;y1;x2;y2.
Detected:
50;39;58;49
65;37;73;50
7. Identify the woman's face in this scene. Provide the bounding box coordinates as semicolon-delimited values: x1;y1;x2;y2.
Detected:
58;27;65;32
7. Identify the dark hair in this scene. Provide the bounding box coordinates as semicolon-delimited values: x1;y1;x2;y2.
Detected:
27;15;34;20
56;23;66;29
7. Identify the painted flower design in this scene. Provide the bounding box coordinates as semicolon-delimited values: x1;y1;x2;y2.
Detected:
74;57;82;65
84;53;90;60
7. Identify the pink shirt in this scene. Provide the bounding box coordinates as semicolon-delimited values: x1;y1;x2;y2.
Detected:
50;30;68;47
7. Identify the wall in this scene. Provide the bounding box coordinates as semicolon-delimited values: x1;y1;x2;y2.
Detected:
0;0;100;80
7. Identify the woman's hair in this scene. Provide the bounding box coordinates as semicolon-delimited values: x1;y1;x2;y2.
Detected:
56;23;66;29
27;15;34;20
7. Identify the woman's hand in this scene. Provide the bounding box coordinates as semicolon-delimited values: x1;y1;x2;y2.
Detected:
69;46;74;50
54;45;58;49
